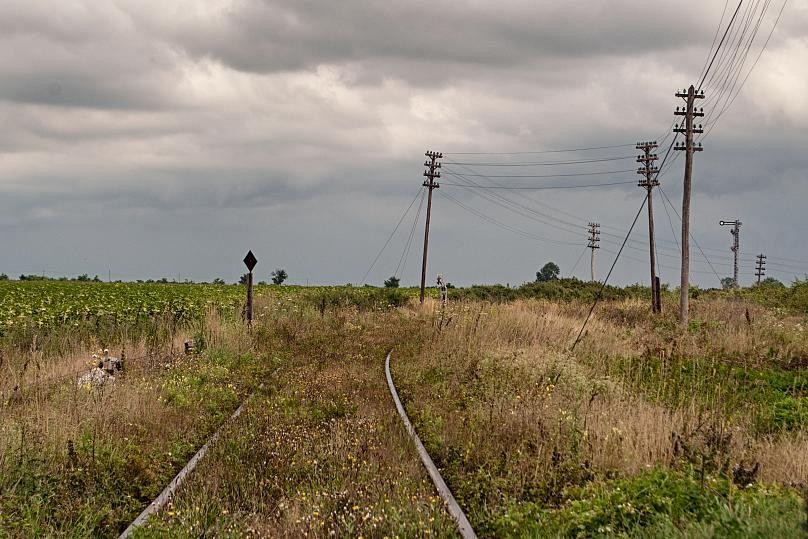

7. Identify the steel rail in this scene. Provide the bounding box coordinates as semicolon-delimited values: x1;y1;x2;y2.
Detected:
385;351;477;539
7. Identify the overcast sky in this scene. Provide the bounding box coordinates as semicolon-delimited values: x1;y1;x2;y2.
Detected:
0;0;806;286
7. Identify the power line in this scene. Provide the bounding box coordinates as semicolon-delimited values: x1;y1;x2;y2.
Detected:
699;0;745;91
568;244;589;278
438;190;583;247
443;156;635;166
659;186;723;285
360;188;424;284
442;168;718;262
572;197;647;351
697;0;732;83
442;169;636;179
394;189;427;280
700;0;788;139
443;143;635;155
440;180;637;190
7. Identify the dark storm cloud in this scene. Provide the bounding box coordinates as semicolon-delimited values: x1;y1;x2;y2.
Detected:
175;1;711;77
0;0;806;284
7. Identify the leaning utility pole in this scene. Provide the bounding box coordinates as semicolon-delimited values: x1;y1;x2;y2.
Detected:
587;222;600;282
419;150;442;304
637;141;661;313
719;219;742;287
674;85;704;325
755;253;766;285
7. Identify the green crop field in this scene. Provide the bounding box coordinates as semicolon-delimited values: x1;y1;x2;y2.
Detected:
0;281;247;331
0;281;426;334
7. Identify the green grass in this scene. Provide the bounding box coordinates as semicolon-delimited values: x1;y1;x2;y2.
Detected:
492;468;806;538
613;355;808;433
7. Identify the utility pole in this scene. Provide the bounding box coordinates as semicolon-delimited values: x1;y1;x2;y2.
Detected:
587;222;600;282
755;253;766;284
637;141;661;313
674;85;704;325
719;219;742;287
420;150;442;304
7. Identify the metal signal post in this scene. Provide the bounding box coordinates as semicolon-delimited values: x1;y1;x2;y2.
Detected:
674;85;705;325
637;141;661;313
420;151;442;304
719;219;742;287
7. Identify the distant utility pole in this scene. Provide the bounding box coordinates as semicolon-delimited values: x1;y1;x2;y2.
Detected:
637;141;661;313
755;253;767;284
719;219;742;287
420;150;442;304
587;222;600;282
674;85;705;325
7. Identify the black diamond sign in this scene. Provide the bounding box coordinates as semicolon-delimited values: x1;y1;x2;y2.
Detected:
243;250;257;272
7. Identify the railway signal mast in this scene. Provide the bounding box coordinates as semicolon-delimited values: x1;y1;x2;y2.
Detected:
719;219;742;288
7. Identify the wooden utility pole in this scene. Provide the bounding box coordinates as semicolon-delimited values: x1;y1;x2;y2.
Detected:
720;219;742;287
419;151;442;304
674;85;704;325
587;222;600;282
755;253;766;284
637;141;661;313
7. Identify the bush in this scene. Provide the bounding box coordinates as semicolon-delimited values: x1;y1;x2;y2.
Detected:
450;278;633;303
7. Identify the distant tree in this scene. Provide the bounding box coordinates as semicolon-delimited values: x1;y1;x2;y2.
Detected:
271;269;288;285
76;274;91;282
156;277;169;284
384;276;400;288
721;277;735;290
258;281;267;286
19;274;47;281
212;277;225;285
0;273;8;281
239;273;250;285
536;262;560;282
760;277;784;287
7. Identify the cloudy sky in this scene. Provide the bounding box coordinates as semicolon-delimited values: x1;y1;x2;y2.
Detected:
0;0;806;286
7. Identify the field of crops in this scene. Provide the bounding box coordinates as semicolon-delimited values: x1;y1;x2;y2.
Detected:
0;281;423;333
0;281;252;332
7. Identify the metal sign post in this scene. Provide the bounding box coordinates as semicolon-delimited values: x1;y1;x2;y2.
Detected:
243;250;257;325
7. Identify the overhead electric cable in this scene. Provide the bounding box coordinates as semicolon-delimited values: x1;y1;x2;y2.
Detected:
443;143;635;155
699;0;745;91
394;189;427;280
360;187;424;284
571;197;648;351
440;180;637;190
442;169;636;179
443;156;634;167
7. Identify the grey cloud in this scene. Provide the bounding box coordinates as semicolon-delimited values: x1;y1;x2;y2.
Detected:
173;1;717;82
0;0;806;286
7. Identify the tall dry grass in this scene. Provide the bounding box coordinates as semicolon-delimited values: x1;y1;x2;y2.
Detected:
394;296;808;521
